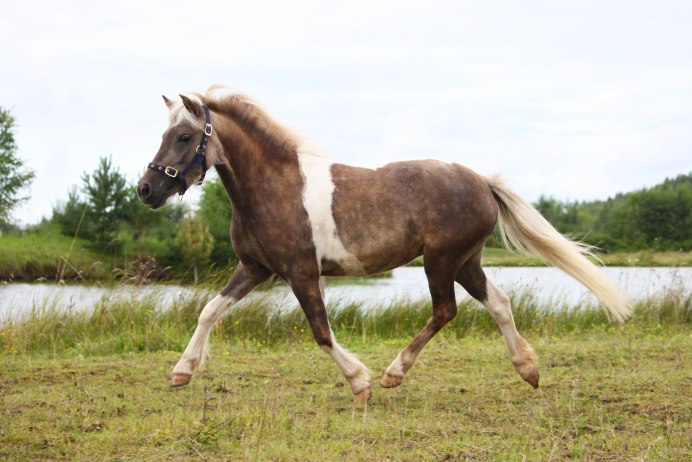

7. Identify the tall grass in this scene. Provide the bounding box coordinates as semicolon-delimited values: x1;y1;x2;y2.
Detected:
1;286;689;356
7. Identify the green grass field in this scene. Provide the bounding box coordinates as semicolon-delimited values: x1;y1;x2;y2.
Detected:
1;288;690;461
2;332;689;461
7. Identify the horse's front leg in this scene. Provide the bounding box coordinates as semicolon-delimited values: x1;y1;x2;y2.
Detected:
170;261;271;387
289;276;372;401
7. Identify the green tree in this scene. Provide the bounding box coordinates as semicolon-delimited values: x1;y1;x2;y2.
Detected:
178;213;214;283
532;173;692;252
0;107;35;226
81;155;130;250
52;186;90;238
198;176;236;266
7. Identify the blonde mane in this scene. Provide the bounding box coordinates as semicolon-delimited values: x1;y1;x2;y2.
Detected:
202;85;307;153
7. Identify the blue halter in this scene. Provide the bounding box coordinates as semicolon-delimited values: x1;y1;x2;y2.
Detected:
147;105;213;196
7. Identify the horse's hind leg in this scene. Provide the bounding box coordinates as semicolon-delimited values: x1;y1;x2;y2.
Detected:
381;251;459;388
455;251;539;388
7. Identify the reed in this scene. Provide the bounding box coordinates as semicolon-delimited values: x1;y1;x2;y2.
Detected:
1;286;689;356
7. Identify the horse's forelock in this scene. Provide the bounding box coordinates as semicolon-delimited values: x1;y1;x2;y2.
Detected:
167;93;204;129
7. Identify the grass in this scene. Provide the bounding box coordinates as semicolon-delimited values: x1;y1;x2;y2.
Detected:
598;249;692;267
0;230;115;282
0;284;689;459
1;332;689;461
409;248;692;267
1;287;690;356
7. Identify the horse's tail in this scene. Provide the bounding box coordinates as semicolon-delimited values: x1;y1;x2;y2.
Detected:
485;174;631;323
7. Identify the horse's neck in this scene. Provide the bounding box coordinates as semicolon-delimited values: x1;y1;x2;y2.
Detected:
213;121;296;210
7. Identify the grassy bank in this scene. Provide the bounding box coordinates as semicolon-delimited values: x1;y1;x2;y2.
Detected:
408;247;692;267
0;231;116;282
3;228;691;284
2;332;689;461
1;289;690;460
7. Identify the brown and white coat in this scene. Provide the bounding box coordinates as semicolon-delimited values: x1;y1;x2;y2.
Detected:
137;85;630;400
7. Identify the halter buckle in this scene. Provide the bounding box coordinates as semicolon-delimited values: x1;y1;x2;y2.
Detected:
204;123;213;136
164;166;179;178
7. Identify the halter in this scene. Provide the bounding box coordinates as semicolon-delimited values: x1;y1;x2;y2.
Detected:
147;105;213;196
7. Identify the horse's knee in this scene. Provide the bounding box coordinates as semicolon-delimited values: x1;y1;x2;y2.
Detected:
198;309;215;326
198;294;234;326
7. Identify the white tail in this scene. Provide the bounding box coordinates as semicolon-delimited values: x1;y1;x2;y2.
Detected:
486;174;631;323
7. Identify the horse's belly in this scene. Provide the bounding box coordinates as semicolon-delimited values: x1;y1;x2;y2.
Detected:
320;228;423;277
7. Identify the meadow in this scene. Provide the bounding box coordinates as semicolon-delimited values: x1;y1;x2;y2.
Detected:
1;288;690;461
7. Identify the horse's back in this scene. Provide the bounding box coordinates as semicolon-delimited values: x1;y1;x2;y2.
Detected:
328;160;497;275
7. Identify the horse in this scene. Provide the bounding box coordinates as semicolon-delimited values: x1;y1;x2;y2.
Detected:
137;85;631;401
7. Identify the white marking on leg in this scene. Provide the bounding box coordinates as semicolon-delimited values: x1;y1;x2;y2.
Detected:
321;330;371;394
484;281;520;351
483;280;537;376
173;294;237;376
297;149;365;274
384;351;411;378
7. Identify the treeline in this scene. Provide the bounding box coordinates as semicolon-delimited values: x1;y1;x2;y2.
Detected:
47;156;236;280
44;162;692;270
529;173;692;252
20;154;692;281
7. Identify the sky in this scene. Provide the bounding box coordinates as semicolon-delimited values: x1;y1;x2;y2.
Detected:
1;0;691;225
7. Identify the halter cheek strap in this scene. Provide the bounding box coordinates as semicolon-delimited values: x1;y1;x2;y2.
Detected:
147;105;213;196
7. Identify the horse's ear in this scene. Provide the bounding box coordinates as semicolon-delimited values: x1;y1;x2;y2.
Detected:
180;94;202;117
162;95;174;109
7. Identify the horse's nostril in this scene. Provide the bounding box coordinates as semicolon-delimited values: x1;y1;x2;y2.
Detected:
139;183;151;200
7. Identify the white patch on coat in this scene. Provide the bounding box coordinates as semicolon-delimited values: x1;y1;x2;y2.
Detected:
297;148;365;274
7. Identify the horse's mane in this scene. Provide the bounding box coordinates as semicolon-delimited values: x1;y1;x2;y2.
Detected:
202;85;323;156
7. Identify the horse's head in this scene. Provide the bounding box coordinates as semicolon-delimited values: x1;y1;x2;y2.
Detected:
137;94;220;209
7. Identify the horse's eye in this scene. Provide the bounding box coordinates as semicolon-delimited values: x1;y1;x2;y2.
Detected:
179;134;192;143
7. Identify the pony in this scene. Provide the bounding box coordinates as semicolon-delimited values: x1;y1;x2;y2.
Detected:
137;85;630;401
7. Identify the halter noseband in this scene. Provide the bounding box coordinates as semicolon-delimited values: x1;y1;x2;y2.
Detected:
147;105;213;196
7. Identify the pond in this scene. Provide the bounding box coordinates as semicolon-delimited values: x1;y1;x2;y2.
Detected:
1;266;690;322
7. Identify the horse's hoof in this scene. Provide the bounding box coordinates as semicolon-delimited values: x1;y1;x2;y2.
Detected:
380;373;404;388
354;386;372;402
525;370;539;389
170;373;192;388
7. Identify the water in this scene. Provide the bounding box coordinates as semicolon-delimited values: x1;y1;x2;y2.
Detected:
1;267;690;322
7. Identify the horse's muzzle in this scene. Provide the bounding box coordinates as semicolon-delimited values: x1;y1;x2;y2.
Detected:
137;180;166;209
137;182;151;201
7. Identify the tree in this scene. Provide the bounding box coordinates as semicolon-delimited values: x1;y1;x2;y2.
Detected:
52;186;90;237
81;155;131;250
178;213;214;283
0;107;35;226
198;176;236;266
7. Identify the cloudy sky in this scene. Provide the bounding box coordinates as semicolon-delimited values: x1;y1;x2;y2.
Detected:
1;0;691;225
